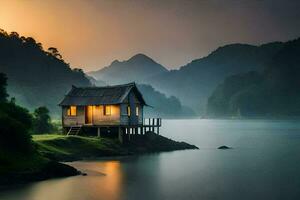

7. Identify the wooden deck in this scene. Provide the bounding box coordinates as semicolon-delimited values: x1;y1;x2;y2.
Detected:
65;118;162;139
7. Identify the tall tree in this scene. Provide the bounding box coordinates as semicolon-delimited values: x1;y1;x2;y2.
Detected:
33;106;53;134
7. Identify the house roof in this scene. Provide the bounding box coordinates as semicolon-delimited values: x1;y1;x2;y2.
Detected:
59;82;147;106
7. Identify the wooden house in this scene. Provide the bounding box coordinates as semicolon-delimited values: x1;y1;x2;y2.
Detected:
59;82;161;142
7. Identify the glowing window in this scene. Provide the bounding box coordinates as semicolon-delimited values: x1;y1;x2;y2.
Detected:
104;105;111;116
127;106;131;116
136;106;139;116
67;106;77;116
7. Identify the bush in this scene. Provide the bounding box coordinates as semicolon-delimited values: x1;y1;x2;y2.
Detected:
33;106;53;134
0;74;33;155
0;114;33;153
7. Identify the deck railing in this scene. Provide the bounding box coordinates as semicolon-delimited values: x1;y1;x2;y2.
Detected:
143;118;162;127
143;118;162;134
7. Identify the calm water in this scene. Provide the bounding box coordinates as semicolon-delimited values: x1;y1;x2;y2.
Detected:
1;119;300;200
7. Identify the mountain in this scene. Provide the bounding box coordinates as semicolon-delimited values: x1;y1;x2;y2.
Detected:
89;42;283;115
0;30;91;116
88;54;168;85
145;42;284;114
137;84;195;118
207;38;300;117
89;79;195;118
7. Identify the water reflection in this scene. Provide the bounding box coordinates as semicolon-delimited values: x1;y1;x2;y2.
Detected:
1;119;300;200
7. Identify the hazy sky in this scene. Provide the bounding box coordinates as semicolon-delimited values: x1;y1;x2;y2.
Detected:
0;0;300;71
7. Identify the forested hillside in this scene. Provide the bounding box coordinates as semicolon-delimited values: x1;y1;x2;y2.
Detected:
146;42;284;113
207;38;300;117
137;84;194;118
0;30;91;116
89;42;283;114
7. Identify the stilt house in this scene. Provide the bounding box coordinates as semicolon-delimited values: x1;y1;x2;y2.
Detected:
59;82;161;142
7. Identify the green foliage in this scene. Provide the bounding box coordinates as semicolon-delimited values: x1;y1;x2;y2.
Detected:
0;73;8;102
33;106;53;134
0;114;33;153
0;75;33;154
0;29;91;116
207;38;300;117
0;102;33;154
33;135;124;160
0;101;33;130
207;71;263;116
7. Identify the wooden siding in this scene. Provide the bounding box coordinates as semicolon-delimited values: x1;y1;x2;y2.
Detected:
92;105;120;125
63;106;85;126
62;91;144;127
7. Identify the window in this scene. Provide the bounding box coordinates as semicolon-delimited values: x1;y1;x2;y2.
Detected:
67;106;77;116
136;106;139;116
127;106;131;116
104;105;111;116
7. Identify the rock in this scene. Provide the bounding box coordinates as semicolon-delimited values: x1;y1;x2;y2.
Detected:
218;145;232;150
81;172;87;176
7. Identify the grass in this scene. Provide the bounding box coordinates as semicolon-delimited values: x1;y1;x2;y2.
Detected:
32;133;198;162
33;134;125;161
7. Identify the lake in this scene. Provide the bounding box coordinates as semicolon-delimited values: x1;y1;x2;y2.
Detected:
1;119;300;200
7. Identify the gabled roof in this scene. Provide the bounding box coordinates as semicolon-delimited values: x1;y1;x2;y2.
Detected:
59;82;147;106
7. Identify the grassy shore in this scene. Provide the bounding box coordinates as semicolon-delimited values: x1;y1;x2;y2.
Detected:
33;133;198;162
1;133;197;187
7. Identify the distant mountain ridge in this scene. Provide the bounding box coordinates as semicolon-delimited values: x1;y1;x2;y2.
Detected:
88;53;168;85
146;42;284;113
207;38;300;117
89;42;284;114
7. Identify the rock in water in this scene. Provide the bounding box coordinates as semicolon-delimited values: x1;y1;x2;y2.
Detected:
218;145;231;150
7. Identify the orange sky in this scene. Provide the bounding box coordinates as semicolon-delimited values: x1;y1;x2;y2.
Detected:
1;0;300;71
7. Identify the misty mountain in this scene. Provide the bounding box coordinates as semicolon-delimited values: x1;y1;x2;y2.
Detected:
138;84;195;118
207;38;300;117
145;42;284;113
0;30;91;116
89;42;283;115
89;79;195;118
0;30;192;118
88;54;168;85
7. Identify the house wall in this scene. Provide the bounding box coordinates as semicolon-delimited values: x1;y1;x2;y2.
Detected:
120;104;129;125
92;105;120;125
62;106;85;126
62;91;144;127
120;91;144;125
62;105;121;127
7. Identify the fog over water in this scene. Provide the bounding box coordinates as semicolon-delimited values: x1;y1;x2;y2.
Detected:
1;119;300;200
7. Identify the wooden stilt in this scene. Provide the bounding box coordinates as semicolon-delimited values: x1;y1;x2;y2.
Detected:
152;118;155;132
97;127;101;137
128;128;131;141
118;127;123;143
157;118;160;135
140;127;143;135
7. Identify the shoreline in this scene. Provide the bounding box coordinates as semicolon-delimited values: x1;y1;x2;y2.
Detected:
0;133;198;189
34;132;198;162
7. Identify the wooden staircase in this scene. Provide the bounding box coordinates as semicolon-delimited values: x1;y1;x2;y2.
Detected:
67;125;82;136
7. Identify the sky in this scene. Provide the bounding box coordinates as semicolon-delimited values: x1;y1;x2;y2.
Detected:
0;0;300;71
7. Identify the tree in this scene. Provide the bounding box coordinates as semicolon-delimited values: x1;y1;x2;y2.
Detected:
0;73;8;102
33;106;53;134
0;75;33;153
47;47;62;60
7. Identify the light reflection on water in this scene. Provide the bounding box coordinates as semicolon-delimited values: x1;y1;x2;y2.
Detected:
1;119;300;200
